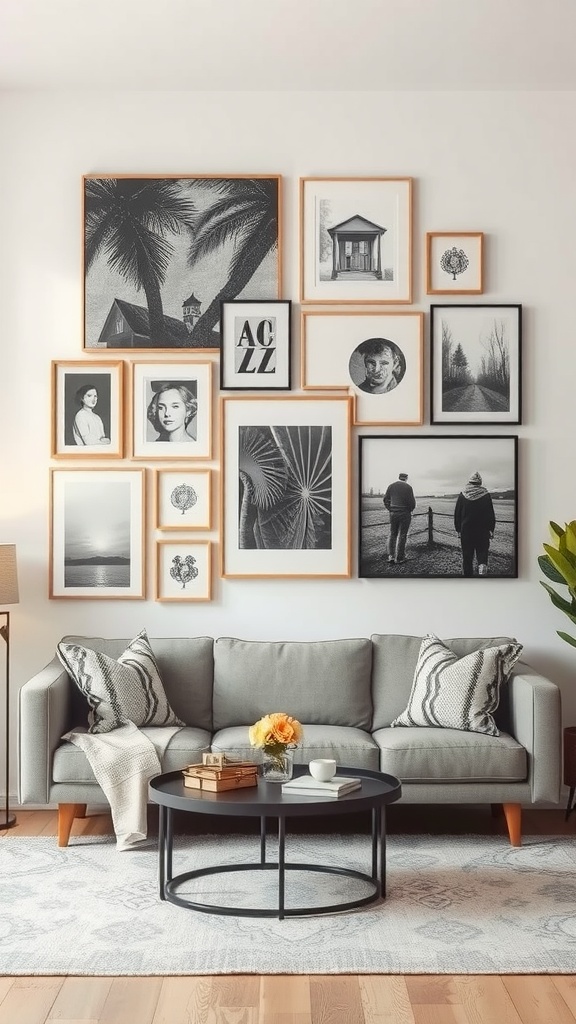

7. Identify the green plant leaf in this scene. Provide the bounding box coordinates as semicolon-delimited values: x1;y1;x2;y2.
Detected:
559;534;576;570
549;521;564;544
541;582;576;624
543;543;576;588
538;554;566;584
566;521;576;557
558;630;576;649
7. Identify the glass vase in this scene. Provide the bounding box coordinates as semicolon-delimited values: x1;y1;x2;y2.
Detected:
261;746;294;783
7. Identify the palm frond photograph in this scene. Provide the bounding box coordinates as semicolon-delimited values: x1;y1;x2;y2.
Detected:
222;396;351;578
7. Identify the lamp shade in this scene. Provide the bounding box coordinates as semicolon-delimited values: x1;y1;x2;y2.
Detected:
0;545;19;606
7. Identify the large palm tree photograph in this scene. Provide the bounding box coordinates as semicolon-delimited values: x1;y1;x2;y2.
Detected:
83;175;281;351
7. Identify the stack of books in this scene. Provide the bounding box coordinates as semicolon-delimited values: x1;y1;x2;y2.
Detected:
182;760;259;792
281;774;362;798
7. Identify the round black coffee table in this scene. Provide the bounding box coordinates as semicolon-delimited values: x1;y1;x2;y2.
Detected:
149;765;401;919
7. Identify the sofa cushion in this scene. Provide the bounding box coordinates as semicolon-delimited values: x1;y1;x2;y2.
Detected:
372;726;527;782
212;724;380;771
370;633;517;730
61;635;214;730
213;637;373;730
391;635;523;736
53;727;212;783
57;630;184;734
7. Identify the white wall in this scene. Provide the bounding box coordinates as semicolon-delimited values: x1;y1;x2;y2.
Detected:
1;90;575;802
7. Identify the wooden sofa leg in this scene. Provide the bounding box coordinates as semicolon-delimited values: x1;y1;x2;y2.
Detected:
58;803;83;847
502;802;522;846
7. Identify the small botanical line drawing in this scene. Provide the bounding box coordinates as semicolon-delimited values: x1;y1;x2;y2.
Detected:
440;247;470;281
170;484;198;515
170;554;198;588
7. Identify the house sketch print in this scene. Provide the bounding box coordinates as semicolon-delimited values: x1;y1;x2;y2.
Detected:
238;425;332;549
442;314;510;414
84;177;280;350
318;199;393;283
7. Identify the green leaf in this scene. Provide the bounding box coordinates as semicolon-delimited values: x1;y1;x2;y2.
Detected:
549;521;564;544
559;534;576;570
541;582;576;624
538;554;566;584
543;543;576;588
558;630;576;649
566;522;576;557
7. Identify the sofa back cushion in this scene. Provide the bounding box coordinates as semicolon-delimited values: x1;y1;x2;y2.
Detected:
61;635;214;730
370;634;516;731
213;637;373;730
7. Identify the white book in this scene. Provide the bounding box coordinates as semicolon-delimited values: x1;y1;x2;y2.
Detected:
281;774;362;797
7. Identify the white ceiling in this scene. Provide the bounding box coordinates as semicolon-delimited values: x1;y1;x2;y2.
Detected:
1;0;576;92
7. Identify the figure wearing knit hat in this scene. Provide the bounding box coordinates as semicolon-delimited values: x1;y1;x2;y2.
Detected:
454;471;496;577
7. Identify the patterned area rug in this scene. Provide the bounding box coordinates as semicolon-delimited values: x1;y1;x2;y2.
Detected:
1;833;576;975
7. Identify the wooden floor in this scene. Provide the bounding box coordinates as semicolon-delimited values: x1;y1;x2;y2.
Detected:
1;807;575;1024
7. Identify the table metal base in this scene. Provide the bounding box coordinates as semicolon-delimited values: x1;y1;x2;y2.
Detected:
157;805;387;919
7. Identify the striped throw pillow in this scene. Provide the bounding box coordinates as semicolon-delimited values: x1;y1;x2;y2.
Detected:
57;629;184;734
391;634;523;736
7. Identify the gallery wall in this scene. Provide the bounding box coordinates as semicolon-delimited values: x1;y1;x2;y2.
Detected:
1;89;575;803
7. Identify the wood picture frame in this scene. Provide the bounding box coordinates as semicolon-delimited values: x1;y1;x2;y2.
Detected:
50;468;145;599
426;231;484;295
221;395;352;578
301;310;424;426
430;304;522;425
154;468;212;530
131;361;212;459
300;177;412;304
83;174;282;352
220;299;292;390
156;540;212;602
358;435;518;579
51;360;124;458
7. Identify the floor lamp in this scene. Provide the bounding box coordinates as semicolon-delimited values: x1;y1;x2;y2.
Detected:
0;544;19;830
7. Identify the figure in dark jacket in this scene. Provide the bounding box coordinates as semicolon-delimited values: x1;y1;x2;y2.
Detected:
454;471;496;577
383;472;416;565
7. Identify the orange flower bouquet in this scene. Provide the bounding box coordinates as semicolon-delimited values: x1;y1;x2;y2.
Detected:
249;712;303;781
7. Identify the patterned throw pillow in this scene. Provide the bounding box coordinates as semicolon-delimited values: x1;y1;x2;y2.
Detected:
390;634;523;736
57;629;185;734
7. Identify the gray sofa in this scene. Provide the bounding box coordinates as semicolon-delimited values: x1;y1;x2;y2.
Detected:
18;633;562;847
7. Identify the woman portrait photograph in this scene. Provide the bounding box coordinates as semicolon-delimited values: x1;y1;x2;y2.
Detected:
131;361;212;459
52;361;123;458
146;381;198;443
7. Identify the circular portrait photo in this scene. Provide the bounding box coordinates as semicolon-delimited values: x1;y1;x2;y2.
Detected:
348;337;406;395
146;379;198;443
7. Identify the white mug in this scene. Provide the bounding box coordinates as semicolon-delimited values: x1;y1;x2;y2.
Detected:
309;758;337;782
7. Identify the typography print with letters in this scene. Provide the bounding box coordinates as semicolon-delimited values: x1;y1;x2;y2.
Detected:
221;300;291;390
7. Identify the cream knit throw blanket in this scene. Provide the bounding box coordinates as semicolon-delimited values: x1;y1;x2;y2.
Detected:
63;722;182;851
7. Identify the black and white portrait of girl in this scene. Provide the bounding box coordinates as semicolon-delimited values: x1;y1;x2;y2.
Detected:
64;374;112;447
146;380;198;443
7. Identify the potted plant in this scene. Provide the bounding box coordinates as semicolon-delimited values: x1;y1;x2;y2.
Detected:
539;519;576;819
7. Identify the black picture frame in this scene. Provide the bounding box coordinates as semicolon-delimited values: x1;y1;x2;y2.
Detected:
359;434;518;579
430;304;522;425
220;299;292;391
